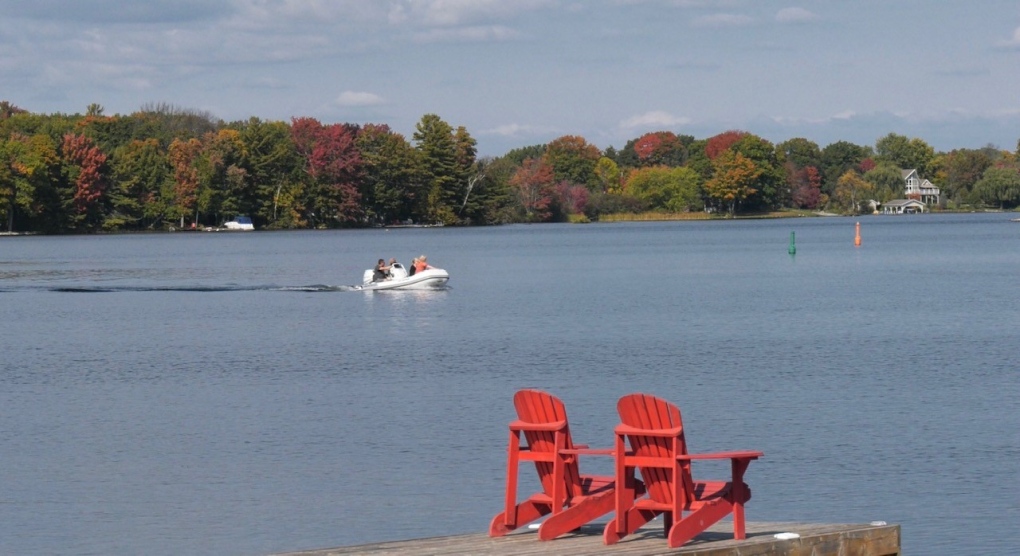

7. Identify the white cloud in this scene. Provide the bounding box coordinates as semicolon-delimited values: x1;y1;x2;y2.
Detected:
412;25;519;43
997;26;1020;48
691;13;753;27
414;0;553;26
335;91;384;106
775;7;818;24
619;111;691;129
383;0;553;28
482;123;559;138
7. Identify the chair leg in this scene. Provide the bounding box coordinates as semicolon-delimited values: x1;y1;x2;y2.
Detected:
730;458;753;540
603;507;659;545
538;488;616;540
665;497;733;548
489;500;550;537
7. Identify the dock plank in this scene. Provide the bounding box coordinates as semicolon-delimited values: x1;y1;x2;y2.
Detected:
275;521;900;555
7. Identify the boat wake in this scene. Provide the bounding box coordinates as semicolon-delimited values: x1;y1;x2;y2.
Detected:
1;284;364;293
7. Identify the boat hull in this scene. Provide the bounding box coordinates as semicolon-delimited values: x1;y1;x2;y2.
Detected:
357;267;449;291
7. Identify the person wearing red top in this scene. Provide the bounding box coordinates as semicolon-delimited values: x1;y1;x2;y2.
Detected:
414;255;431;274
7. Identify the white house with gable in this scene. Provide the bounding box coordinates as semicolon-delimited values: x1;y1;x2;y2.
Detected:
902;169;940;205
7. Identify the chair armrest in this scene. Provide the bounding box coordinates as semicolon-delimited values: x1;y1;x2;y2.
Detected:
676;450;763;461
615;424;684;438
509;419;567;432
561;448;613;456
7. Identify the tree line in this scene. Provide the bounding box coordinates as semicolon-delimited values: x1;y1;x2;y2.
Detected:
2;99;1019;234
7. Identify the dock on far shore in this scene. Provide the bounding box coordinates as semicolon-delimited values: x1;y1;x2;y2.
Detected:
275;520;901;555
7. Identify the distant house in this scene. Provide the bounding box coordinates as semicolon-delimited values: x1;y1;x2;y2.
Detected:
882;199;927;214
902;169;940;205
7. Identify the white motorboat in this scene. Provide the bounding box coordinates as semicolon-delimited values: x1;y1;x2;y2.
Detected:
356;263;449;291
223;216;255;231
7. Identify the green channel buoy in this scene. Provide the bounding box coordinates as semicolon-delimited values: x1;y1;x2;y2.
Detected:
788;231;796;255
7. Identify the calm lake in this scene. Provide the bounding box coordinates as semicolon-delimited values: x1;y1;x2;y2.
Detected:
1;213;1018;555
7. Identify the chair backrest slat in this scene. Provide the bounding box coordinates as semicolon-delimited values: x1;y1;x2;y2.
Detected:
617;393;692;506
513;389;582;498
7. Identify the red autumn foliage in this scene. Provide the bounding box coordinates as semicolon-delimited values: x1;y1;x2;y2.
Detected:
168;138;202;214
634;133;664;160
290;117;363;223
859;158;876;173
789;164;822;209
510;158;556;221
61;133;108;214
705;130;748;160
634;131;682;165
556;182;589;215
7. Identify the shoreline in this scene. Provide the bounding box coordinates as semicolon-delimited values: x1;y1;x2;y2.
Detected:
1;209;1015;237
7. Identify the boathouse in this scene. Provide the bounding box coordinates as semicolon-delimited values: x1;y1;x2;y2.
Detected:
882;199;927;214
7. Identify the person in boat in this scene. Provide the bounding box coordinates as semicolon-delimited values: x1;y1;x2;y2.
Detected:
413;255;432;274
408;257;418;276
387;258;399;275
372;259;390;282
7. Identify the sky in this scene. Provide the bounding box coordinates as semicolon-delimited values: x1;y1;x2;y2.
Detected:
3;0;1020;157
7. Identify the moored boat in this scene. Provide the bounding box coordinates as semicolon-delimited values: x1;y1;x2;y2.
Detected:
223;216;255;231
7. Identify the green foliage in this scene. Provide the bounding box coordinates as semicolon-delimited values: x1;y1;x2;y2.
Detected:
235;118;301;228
933;148;994;203
972;166;1020;209
777;137;821;169
5;98;1019;233
863;162;906;202
875;133;936;176
414;114;462;225
542;135;601;190
625;166;702;212
110;138;171;229
732;134;785;210
593;157;620;193
820;140;873;195
357;124;421;225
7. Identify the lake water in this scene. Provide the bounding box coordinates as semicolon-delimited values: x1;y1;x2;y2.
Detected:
1;214;1018;555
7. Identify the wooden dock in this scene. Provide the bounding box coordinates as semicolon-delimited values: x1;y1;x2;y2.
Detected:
276;521;900;555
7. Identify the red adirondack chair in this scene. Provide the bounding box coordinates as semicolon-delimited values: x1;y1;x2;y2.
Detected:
489;389;636;541
603;393;763;548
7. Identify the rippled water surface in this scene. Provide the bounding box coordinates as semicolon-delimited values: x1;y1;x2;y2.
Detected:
2;214;1018;555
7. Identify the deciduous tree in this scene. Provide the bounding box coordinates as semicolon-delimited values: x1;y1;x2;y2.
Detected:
972;166;1020;209
788;164;822;209
704;150;760;215
624;166;702;212
863;162;906;203
705;130;747;160
542;135;601;190
632;131;687;167
875;133;935;176
832;170;874;214
61;133;108;230
291;117;362;227
509;158;555;222
820;141;873;195
168;137;202;227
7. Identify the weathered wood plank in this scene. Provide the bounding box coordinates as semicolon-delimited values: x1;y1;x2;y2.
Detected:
275;521;900;556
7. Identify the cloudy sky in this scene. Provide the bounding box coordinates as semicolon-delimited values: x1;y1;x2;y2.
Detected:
4;0;1020;156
